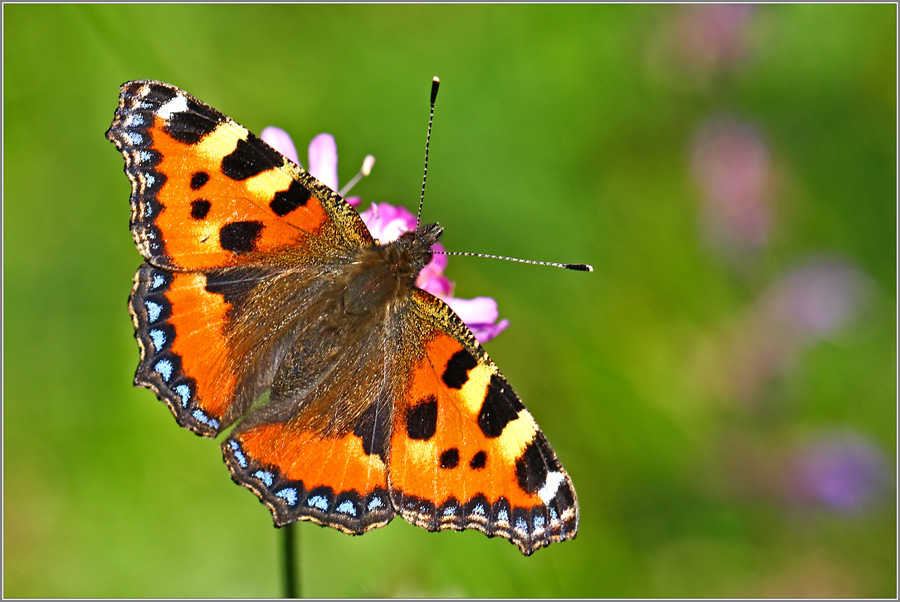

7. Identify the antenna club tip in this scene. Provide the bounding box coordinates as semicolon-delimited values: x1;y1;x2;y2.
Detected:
430;77;440;103
566;263;593;272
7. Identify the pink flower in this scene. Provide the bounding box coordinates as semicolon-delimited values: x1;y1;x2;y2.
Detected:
260;128;509;343
261;128;363;208
691;116;775;259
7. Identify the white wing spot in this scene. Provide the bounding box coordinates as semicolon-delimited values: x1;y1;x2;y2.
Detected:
538;471;566;505
157;94;189;121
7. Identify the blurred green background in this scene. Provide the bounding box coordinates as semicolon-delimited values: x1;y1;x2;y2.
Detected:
3;4;896;598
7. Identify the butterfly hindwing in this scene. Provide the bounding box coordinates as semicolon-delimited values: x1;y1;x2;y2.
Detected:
129;262;237;436
388;291;579;555
222;412;396;533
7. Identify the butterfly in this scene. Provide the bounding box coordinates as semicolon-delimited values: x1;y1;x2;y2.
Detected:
106;80;579;555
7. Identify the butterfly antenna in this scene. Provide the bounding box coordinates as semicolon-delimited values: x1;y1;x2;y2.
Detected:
436;250;593;272
416;76;440;232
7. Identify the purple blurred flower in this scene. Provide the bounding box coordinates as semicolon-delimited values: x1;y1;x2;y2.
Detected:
729;255;871;402
691;117;775;258
762;256;871;340
790;432;891;515
260;128;509;343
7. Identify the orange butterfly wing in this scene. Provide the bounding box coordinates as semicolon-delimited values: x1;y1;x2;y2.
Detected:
388;291;579;555
108;80;375;436
109;80;371;271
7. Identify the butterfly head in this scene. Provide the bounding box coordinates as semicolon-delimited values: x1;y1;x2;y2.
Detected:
383;221;444;286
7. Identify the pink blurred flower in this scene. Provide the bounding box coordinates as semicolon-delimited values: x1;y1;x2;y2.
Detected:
691;116;775;258
260;129;509;343
674;4;756;74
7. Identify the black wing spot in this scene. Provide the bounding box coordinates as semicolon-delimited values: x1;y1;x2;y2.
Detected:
222;137;282;181
405;395;438;441
439;448;460;469
164;98;218;144
478;374;524;438
270;180;311;216
469;450;487;470
190;171;210;190
515;439;549;495
442;349;478;389
219;220;263;253
352;402;389;463
190;199;211;220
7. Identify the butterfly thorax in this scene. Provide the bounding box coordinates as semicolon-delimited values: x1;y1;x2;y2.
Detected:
344;222;444;314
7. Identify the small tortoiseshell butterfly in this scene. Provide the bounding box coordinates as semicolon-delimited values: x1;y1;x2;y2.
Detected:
106;80;579;555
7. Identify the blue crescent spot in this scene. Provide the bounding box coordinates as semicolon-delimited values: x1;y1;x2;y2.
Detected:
443;505;457;517
276;488;298;506
254;470;274;487
367;496;384;511
549;506;559;520
307;495;329;511
149;329;166;351
145;301;162;323
534;515;545;529
472;503;486;516
137;150;152;164
228;441;247;468
174;384;191;407
336;500;357;516
191;410;218;429
154;359;173;381
125;132;143;145
151;273;165;290
144;174;156;188
497;509;509;523
515;516;528;531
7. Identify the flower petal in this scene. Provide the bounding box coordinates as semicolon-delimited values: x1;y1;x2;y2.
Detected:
308;133;339;192
260;127;301;166
359;202;418;243
443;296;509;343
